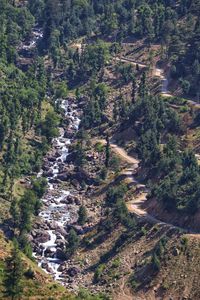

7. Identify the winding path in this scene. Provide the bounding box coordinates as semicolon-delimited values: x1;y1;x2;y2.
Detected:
72;42;199;233
96;133;200;234
101;140;195;234
117;55;200;108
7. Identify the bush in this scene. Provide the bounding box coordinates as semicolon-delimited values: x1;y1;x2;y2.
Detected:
130;276;139;290
93;264;106;283
78;205;87;225
66;229;80;258
111;258;120;269
95;142;104;153
32;177;47;198
110;155;120;172
180;236;188;252
100;167;107;180
152;253;160;271
24;268;34;279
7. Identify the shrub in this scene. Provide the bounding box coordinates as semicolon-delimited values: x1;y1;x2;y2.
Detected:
93;264;106;283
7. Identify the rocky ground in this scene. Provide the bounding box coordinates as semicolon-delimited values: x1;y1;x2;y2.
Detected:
30;96;108;291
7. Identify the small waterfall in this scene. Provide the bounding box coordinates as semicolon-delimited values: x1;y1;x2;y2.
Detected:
33;99;81;282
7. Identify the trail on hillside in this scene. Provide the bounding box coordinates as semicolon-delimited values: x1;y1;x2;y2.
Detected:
99;139;200;235
74;42;200;234
99;139;139;165
117;55;200;107
72;41;200;107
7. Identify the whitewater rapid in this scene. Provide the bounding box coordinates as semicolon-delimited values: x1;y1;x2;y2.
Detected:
34;99;81;282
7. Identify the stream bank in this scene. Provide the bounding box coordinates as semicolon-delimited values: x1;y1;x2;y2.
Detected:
31;98;85;288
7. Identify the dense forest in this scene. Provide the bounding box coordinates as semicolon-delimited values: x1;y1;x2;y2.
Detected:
0;0;200;299
28;0;200;97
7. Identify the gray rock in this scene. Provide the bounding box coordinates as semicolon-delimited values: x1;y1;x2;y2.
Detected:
43;170;54;177
65;224;84;235
57;172;69;181
47;156;57;162
56;248;66;260
44;247;55;258
34;230;50;243
67;267;80;277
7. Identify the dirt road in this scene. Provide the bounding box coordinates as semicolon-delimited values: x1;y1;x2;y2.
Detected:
97;139;139;165
98;139;198;234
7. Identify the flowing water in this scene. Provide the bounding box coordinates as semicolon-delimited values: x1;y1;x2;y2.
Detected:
18;26;82;283
33;99;81;282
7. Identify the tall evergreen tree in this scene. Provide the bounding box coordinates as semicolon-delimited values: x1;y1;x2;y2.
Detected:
4;241;24;300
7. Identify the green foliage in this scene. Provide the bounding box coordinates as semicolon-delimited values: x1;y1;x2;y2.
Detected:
93;264;106;283
106;184;135;229
54;82;68;98
132;93;183;168
152;149;200;214
4;241;24;300
110;155;120;173
74;142;86;167
76;289;109;300
19;190;40;233
105;136;110;168
151;237;168;272
116;63;134;84
111;258;120;269
66;229;80;258
130;275;139;290
78;205;87;226
106;184;128;207
151;253;161;272
31;177;48;198
81;81;109;129
40;111;60;142
95;142;104;153
9;188;43;257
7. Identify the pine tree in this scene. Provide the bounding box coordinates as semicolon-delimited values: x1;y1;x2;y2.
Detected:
131;77;137;103
138;72;147;99
10;199;20;232
66;229;80;257
4;241;24;300
78;205;87;225
105;135;110;168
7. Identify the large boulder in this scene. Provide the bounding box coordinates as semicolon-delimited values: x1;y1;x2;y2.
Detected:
44;247;56;258
47;156;57;163
65;224;84;235
33;230;50;243
43;170;54;178
57;172;69;181
58;262;68;272
65;152;76;163
72;168;95;185
41;262;53;273
56;248;66;260
49;178;60;184
56;227;68;238
33;245;44;256
67;267;80;277
64;129;74;139
56;239;65;249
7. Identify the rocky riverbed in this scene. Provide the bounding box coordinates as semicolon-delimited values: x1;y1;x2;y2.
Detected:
31;98;85;286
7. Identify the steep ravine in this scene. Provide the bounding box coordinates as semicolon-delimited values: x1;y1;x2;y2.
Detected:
32;99;82;284
17;27;84;285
